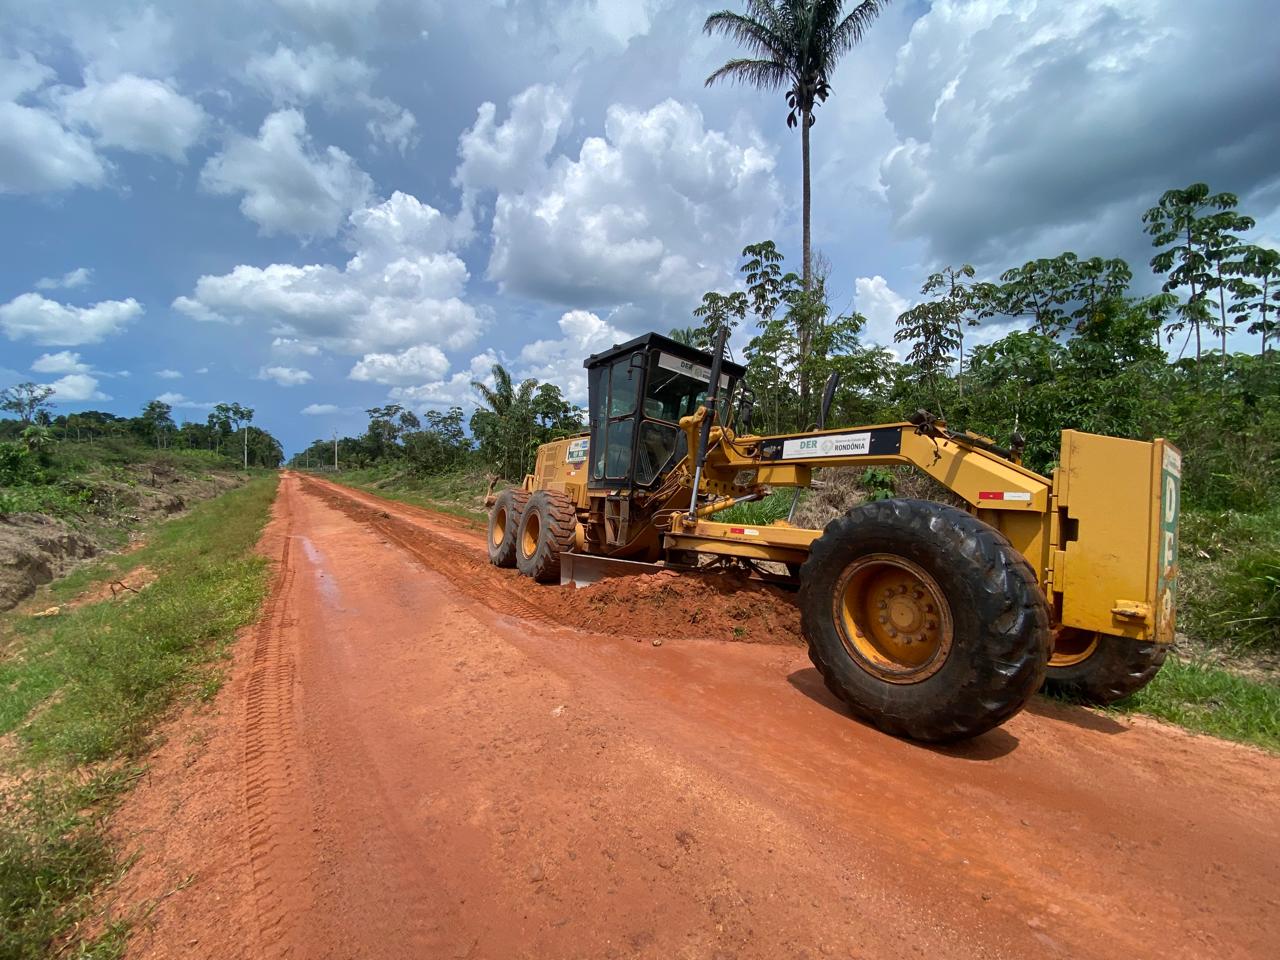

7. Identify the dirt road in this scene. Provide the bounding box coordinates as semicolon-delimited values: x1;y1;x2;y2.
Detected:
113;472;1280;960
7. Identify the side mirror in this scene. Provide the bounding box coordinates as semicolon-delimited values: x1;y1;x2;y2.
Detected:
735;386;757;434
819;372;842;430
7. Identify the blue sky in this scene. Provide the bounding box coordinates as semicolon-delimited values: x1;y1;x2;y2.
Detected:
3;0;1278;455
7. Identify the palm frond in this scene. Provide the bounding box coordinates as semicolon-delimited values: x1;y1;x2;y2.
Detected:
832;0;890;55
706;57;789;90
703;10;787;60
471;381;501;413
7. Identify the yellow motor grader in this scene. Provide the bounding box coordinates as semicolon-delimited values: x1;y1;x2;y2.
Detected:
487;331;1181;742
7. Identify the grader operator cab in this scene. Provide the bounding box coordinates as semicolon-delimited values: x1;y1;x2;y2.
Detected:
487;331;1181;743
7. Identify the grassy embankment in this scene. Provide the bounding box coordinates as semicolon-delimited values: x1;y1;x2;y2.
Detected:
0;475;279;959
311;464;488;522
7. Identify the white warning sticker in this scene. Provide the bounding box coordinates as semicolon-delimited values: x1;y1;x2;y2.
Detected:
566;438;590;463
781;432;871;460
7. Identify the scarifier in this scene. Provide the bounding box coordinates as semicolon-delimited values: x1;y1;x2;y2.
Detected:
486;331;1181;742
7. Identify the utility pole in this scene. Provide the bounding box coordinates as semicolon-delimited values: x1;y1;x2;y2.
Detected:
243;422;249;469
333;431;338;471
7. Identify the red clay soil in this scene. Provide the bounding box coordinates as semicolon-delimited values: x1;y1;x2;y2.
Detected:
103;472;1280;960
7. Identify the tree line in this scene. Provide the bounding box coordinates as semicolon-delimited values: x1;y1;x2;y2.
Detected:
287;371;582;480
668;181;1276;512
0;388;285;469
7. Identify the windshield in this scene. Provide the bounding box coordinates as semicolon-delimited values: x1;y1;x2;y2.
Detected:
642;351;732;423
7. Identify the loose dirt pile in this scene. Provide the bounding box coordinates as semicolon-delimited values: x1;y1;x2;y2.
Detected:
554;570;803;644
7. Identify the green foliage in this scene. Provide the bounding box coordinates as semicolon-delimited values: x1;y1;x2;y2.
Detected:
0;383;54;424
858;467;896;501
717;488;795;525
0;441;32;486
1180;508;1280;651
469;367;583;480
737;243;873;433
0;477;277;958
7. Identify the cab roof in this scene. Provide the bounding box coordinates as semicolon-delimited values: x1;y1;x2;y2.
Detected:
582;331;747;379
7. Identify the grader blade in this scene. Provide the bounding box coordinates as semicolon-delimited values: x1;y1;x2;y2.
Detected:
560;552;665;588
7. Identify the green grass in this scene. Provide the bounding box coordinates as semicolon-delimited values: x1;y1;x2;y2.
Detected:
1180;507;1280;652
0;475;278;959
716;488;796;525
1106;655;1280;751
320;465;489;521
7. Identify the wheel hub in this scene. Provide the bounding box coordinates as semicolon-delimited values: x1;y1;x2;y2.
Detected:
835;554;953;684
521;510;541;559
491;506;507;547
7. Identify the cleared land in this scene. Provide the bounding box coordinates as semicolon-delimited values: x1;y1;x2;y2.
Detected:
102;471;1279;960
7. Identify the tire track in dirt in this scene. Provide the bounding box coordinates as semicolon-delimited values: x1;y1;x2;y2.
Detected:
297;475;803;644
102;472;1280;960
241;478;314;959
299;476;586;629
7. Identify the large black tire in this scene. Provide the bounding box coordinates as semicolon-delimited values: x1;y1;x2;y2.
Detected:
1043;633;1167;703
487;488;529;568
799;499;1051;743
516;490;577;583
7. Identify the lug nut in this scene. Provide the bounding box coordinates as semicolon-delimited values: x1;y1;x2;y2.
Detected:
926;619;937;630
887;628;898;638
913;588;923;599
878;614;889;624
878;600;887;610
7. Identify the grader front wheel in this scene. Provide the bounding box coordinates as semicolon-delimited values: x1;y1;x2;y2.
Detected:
799;499;1051;742
487;489;529;568
516;490;577;583
1044;630;1168;704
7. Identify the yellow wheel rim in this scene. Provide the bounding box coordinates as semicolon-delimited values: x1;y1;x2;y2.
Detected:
1049;629;1099;668
835;554;953;684
521;509;540;559
491;505;507;547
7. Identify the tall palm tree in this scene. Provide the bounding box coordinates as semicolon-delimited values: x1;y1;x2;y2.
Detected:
472;363;539;478
704;1;890;293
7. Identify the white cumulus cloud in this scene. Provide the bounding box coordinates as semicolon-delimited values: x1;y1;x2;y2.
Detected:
514;309;629;403
245;43;416;153
259;365;314;386
155;369;183;379
31;350;91;374
455;84;571;195
349;344;449;384
173;190;485;355
43;373;109;403
389;350;498;409
461;88;782;323
0;292;142;345
155;391;216;410
878;0;1280;267
200;109;374;238
302;402;340;415
854;276;911;349
36;267;93;291
59;73;206;161
0;53;107;194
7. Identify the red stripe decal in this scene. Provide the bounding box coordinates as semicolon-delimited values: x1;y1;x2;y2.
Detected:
730;527;745;534
978;491;1004;500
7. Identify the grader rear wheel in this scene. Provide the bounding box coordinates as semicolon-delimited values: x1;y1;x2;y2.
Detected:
1044;630;1168;704
799;499;1051;742
516;490;577;583
487;488;529;568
